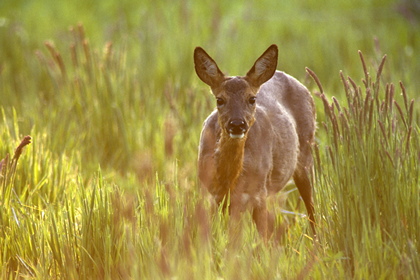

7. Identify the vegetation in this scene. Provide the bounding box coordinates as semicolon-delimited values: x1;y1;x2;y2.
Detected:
1;0;419;278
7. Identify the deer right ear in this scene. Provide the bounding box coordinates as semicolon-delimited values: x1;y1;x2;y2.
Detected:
246;44;278;88
194;47;225;88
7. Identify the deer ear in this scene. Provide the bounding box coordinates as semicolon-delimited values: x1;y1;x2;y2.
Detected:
246;44;278;88
194;47;225;88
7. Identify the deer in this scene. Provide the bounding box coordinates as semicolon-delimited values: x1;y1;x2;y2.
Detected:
194;44;316;240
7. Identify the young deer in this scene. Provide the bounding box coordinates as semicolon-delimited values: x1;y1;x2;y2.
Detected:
194;45;316;239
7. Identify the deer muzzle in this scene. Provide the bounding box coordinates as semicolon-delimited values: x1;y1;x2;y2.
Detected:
227;119;248;139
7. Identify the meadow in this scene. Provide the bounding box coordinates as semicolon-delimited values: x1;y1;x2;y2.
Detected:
1;0;419;279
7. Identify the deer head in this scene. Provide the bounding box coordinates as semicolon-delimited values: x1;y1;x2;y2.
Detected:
194;45;278;140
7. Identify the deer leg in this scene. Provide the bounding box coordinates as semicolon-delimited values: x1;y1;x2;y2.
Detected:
293;168;316;235
252;202;274;241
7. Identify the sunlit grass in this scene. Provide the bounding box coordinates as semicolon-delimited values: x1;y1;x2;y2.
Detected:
308;51;419;278
1;0;419;279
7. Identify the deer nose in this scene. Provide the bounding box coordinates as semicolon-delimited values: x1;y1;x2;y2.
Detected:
227;119;248;139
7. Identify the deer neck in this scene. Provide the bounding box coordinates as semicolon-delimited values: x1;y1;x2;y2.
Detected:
212;132;246;203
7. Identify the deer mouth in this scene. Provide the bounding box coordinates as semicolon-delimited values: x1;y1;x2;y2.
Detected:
229;132;245;139
227;120;248;139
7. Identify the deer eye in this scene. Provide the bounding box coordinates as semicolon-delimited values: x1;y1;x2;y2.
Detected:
216;97;225;107
249;96;256;105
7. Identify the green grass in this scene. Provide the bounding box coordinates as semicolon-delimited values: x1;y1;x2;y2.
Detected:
1;0;419;279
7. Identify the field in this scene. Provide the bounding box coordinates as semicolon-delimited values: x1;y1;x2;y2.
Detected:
1;0;419;279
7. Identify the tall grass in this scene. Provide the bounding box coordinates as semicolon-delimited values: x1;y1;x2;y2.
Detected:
309;51;419;278
1;0;419;279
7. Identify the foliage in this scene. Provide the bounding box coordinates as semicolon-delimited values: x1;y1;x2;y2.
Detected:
0;0;419;279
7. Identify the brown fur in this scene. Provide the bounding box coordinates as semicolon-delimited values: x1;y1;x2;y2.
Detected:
213;135;246;202
194;45;316;239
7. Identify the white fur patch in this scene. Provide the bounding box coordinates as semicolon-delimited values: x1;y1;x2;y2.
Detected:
241;193;250;204
204;60;218;76
229;133;245;139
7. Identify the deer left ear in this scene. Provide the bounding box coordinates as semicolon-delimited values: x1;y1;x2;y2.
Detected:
246;44;278;88
194;47;225;88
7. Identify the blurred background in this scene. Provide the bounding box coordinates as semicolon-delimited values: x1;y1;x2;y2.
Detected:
1;0;419;178
1;1;419;278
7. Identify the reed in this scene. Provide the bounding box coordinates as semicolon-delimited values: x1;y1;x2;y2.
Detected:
0;0;419;278
308;51;419;278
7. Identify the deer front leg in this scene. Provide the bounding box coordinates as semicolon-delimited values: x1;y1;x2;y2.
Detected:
252;202;274;241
